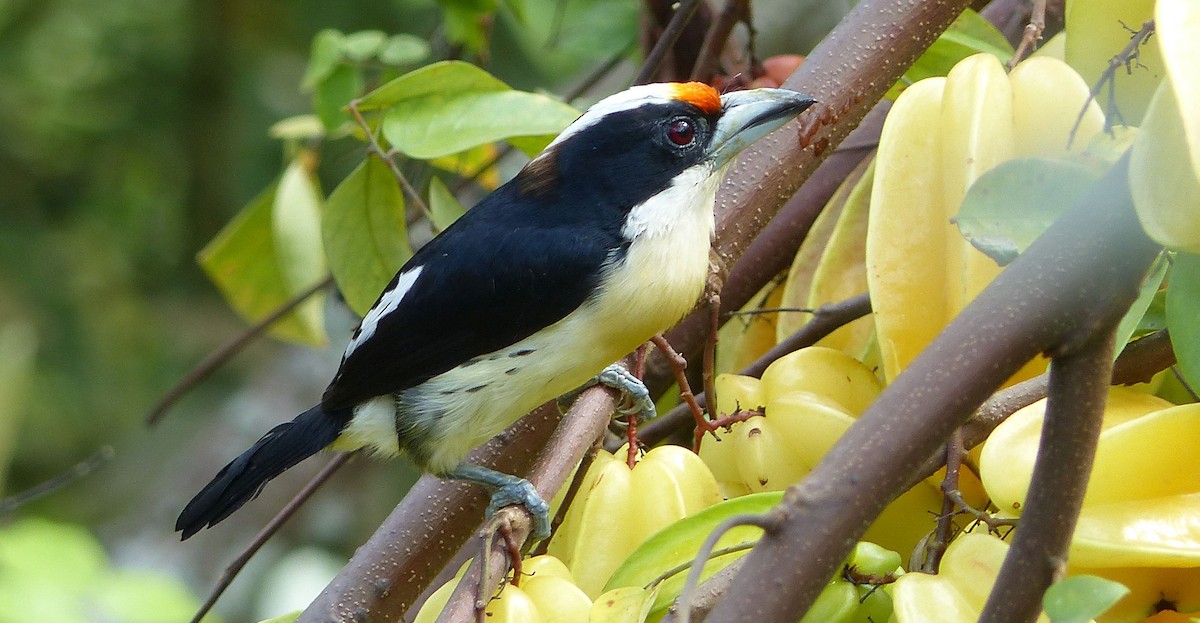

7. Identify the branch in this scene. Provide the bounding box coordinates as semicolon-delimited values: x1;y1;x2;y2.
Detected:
905;328;1177;489
145;275;333;425
689;0;749;82
635;0;706;85
980;325;1117;622
189;453;353;623
433;380;622;622
0;446;113;516
296;404;560;622
701;154;1159;621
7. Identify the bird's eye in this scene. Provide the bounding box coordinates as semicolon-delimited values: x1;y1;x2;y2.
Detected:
666;118;696;146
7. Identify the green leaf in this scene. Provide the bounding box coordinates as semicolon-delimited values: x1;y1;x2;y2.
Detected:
1114;252;1168;357
604;492;782;616
199;177;327;345
384;88;578;159
323;157;412;316
303;29;345;91
1042;575;1129;623
956;157;1100;266
358;60;509;111
378;34;431;66
341;30;387;62
427;177;466;232
273;154;327;295
1167;252;1200;394
256;612;301;623
314;63;361;132
887;8;1013;99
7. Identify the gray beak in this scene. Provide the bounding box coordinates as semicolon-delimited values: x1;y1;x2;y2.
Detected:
709;88;817;167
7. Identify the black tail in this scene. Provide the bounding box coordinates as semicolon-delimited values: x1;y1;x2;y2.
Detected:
176;405;350;539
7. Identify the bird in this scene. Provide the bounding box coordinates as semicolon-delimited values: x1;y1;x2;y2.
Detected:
176;82;816;540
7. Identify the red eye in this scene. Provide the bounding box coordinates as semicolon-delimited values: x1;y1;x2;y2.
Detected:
667;118;695;146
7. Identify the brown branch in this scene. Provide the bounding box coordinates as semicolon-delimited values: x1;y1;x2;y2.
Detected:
145;275;334;425
433;378;623;622
1070;20;1155;141
189;453;353;623
1007;0;1047;68
923;428;967;573
0;446;114;516
690;0;749;82
635;0;705;85
905;327;1177;489
702;154;1158;621
980;326;1118;622
297;403;561;622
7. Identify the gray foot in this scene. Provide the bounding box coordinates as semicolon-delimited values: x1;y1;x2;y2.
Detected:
448;464;551;540
557;364;658;420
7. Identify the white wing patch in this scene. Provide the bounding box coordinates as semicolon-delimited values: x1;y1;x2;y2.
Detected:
345;265;424;357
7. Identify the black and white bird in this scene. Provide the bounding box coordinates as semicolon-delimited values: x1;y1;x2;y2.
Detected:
177;82;815;540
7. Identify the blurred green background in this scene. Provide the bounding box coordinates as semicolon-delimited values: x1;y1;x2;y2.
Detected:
0;0;845;619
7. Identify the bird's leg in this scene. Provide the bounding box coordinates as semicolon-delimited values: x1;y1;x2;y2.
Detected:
448;464;552;540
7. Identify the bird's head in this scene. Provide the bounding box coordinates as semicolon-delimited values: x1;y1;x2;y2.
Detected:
514;82;817;211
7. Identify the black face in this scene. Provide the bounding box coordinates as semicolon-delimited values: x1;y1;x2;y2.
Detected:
512;100;719;217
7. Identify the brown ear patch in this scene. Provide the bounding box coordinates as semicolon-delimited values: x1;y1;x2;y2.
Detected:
668;82;721;115
516;146;558;198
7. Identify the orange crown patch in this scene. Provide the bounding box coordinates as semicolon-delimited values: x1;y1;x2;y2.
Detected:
668;82;722;115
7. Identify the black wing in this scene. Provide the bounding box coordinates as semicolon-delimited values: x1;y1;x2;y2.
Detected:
321;186;626;411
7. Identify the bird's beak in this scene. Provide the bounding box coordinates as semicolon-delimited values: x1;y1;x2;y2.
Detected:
709;88;817;168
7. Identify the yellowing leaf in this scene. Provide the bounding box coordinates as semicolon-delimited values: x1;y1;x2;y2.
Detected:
199;176;328;345
323;156;412;316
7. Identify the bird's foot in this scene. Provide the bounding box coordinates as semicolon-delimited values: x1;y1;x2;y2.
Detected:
449;464;551;540
559;364;656;419
592;364;657;420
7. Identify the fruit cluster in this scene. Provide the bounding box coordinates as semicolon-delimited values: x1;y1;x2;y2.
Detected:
414;3;1200;620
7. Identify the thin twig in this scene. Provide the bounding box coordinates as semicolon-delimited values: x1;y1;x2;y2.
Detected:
0;446;114;516
1069;20;1155;145
923;429;966;573
145;275;334;425
635;0;704;85
632;293;871;450
1007;0;1047;69
189;452;354;623
650;335;708;451
347;100;431;216
690;0;749;82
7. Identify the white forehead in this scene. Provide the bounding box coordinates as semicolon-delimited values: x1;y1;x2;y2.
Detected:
544;84;690;151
